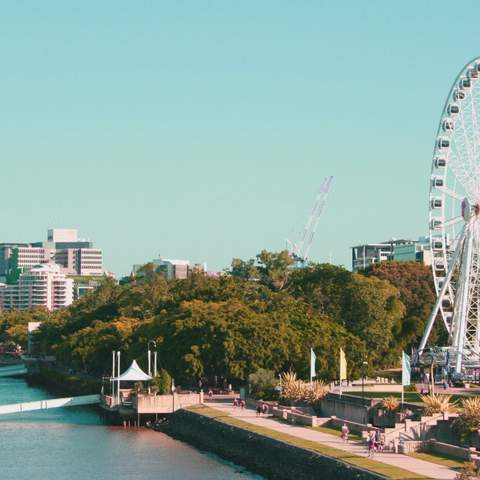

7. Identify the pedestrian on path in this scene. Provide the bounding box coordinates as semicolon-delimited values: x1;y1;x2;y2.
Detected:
262;402;268;416
256;401;263;416
341;423;349;443
367;431;377;458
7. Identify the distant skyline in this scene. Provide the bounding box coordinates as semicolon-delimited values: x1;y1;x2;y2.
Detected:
2;1;480;276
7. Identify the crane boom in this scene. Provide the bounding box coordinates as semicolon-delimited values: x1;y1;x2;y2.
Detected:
294;176;333;264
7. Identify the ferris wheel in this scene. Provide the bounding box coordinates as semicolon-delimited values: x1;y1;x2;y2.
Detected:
419;57;480;375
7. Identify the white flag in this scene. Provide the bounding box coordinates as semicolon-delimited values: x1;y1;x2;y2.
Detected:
310;348;317;381
402;352;411;386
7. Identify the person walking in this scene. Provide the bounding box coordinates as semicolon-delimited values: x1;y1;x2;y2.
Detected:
341;423;350;443
375;430;383;453
367;431;376;458
256;401;263;417
262;402;268;416
378;432;385;453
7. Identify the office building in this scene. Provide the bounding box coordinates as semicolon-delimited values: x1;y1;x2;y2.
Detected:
0;229;104;282
351;237;432;272
132;257;206;281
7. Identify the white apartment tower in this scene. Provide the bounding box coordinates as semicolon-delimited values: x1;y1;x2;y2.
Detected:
0;264;73;311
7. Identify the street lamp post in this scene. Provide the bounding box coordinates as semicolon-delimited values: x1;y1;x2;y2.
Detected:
147;340;157;377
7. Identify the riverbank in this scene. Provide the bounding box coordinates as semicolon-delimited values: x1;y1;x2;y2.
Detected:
24;368;386;479
24;369;432;479
27;366;101;397
0;377;262;480
163;405;417;480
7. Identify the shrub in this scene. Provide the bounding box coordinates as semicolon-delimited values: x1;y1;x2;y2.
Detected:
303;380;329;404
280;371;329;405
454;396;480;443
381;396;400;412
133;381;144;393
455;461;480;479
151;368;172;395
248;368;279;400
420;394;457;415
280;371;304;404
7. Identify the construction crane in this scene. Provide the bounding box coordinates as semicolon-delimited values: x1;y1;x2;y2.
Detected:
287;176;333;267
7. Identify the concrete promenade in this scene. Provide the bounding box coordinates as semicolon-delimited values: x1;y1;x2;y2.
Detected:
205;400;458;480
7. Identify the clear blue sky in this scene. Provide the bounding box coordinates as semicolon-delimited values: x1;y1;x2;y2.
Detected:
1;1;479;276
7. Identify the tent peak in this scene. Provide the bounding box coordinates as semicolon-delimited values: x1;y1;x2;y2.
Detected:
112;359;152;382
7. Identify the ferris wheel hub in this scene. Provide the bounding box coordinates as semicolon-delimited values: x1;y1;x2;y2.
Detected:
462;198;480;221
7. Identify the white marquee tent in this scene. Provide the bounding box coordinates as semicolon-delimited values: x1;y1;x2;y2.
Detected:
112;360;152;382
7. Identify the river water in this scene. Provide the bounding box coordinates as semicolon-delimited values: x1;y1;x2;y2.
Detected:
0;377;263;480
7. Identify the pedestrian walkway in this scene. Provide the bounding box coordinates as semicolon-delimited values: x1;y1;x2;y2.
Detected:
205;401;458;480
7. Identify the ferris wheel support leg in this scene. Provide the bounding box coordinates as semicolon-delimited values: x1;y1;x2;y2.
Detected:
453;230;474;374
419;239;463;353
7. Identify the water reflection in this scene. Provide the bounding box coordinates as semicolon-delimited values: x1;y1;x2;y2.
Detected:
0;378;263;480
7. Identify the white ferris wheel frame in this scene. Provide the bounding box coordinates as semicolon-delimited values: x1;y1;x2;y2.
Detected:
419;57;480;374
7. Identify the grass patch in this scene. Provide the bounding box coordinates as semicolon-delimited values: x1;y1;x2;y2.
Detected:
353;391;469;405
186;405;429;479
409;451;465;470
359;392;422;403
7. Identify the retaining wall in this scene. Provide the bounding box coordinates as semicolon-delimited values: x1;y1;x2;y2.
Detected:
320;393;374;424
163;408;386;480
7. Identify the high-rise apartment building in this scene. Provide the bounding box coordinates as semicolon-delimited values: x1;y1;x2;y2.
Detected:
0;264;73;311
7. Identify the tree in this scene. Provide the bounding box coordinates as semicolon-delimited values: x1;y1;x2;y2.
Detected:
6;248;21;284
57;317;139;374
256;250;293;290
289;264;404;369
0;308;50;348
31;250;415;383
151;368;172;394
248;368;279;400
363;261;437;351
288;263;353;321
152;299;292;382
229;258;258;281
341;274;405;367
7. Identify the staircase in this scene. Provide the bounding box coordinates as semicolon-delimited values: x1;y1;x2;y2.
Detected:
383;413;457;448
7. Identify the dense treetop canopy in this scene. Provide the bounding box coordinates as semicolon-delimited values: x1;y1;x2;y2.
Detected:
0;254;435;385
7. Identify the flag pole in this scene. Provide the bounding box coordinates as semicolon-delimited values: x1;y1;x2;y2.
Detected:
339;348;342;396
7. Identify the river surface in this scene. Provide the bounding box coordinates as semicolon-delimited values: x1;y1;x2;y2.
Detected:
0;377;263;480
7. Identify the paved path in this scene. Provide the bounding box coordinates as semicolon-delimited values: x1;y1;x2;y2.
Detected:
205;401;458;480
